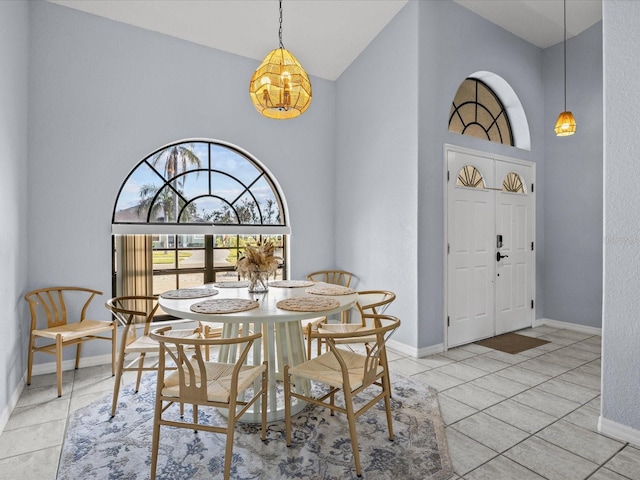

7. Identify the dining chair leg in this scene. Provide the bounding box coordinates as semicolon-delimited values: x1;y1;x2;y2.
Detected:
261;365;268;440
224;410;236;480
56;335;63;397
284;365;292;446
192;404;198;432
344;389;362;477
111;368;123;417
111;324;117;377
383;374;394;441
135;353;146;392
27;335;35;386
75;340;82;369
150;401;162;479
329;390;335;416
306;331;313;360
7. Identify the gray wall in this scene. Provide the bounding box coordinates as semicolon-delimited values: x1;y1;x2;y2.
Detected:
543;23;603;329
27;1;336;364
416;0;544;349
602;0;640;434
335;1;419;348
0;0;30;427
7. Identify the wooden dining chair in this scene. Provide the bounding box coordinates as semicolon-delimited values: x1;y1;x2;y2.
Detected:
105;295;198;416
149;326;268;480
25;286;116;397
302;269;354;359
318;290;397;395
284;314;401;477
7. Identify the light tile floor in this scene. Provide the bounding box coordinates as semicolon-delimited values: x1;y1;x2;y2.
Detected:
1;325;639;479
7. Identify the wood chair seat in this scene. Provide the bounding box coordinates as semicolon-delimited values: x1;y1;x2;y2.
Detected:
162;361;266;403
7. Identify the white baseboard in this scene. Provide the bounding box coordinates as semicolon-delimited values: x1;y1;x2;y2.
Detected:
30;353;114;377
536;318;602;336
417;343;446;358
0;372;26;435
599;416;640;447
386;338;444;358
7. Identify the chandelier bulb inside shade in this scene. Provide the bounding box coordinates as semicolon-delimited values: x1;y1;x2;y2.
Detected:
249;1;312;119
249;48;312;119
555;111;576;136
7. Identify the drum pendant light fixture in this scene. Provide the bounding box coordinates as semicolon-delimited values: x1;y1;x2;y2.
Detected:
249;0;312;119
554;0;576;136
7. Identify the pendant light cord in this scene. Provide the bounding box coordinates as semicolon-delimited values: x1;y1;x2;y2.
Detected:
278;0;284;49
563;0;567;112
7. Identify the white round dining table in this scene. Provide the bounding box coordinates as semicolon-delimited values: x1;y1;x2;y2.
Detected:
158;284;358;422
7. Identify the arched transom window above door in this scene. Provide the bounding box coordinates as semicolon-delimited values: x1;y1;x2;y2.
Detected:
449;78;514;147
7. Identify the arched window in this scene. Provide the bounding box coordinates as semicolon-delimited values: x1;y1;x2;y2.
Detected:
112;140;289;298
449;78;514;146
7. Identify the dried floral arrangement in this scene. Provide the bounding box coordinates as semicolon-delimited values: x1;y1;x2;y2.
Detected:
236;240;283;278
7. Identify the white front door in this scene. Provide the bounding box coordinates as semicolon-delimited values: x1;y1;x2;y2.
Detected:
446;147;535;348
447;151;496;347
495;161;534;334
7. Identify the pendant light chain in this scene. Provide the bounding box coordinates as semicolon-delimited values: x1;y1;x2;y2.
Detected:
278;0;284;49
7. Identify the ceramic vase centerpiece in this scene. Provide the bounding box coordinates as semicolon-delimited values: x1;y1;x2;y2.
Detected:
236;240;282;293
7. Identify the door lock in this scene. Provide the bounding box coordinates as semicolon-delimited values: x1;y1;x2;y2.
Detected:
496;251;509;262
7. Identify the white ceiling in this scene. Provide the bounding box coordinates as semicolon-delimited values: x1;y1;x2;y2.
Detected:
49;0;602;81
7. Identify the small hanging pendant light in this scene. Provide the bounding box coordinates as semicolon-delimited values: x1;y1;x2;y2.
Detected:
555;0;576;136
249;0;312;119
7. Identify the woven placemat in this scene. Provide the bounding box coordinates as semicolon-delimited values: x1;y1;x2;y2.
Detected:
190;298;259;314
212;281;249;288
160;288;219;299
269;280;315;288
276;297;340;312
305;284;356;296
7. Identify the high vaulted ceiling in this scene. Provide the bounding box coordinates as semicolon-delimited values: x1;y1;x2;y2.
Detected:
49;0;602;81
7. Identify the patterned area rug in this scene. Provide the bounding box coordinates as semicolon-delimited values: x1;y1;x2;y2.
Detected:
57;373;452;480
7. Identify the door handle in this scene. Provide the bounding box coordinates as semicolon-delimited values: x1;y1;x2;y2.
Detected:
496;251;509;262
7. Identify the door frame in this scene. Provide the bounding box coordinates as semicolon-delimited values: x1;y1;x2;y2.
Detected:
443;144;536;349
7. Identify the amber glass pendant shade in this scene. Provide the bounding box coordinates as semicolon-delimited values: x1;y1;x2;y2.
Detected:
554;111;576;136
249;48;312;120
555;0;576;137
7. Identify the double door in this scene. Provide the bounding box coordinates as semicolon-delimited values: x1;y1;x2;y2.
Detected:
446;148;535;348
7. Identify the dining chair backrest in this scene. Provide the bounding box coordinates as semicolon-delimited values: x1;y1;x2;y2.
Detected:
26;286;102;330
105;295;159;345
322;314;400;387
355;290;396;325
306;269;353;287
150;326;263;405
